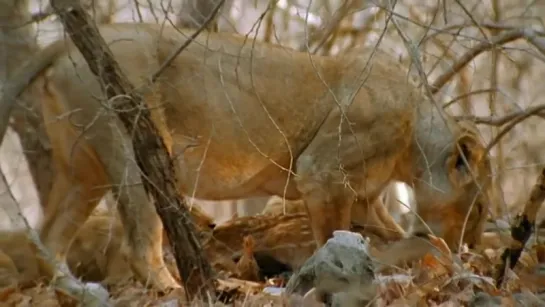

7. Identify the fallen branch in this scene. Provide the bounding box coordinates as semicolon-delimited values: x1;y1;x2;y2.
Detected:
496;168;545;287
202;213;316;274
50;1;215;301
202;211;398;277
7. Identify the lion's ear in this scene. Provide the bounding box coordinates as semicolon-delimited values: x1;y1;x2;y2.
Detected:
447;134;485;187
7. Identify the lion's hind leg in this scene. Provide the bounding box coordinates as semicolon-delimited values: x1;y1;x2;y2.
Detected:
37;160;110;305
86;123;180;292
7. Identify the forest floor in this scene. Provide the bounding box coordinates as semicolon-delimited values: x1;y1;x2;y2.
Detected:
2;234;545;307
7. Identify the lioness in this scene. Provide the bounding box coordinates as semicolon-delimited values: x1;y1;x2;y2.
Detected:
1;23;490;296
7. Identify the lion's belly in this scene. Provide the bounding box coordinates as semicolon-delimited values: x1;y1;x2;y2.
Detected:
171;132;299;200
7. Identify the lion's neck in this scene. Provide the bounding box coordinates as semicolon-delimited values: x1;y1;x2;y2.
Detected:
395;101;454;185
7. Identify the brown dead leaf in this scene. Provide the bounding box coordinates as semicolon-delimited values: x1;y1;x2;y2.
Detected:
422;253;444;270
418;235;455;275
428;235;452;257
0;285;17;301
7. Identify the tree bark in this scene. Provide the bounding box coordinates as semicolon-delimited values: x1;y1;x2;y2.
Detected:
0;0;53;208
49;1;216;300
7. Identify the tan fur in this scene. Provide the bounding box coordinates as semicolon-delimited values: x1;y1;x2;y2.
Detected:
66;212;132;286
0;231;36;288
0;213;129;288
0;23;491;292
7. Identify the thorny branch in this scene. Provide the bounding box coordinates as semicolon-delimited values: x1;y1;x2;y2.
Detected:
49;0;216;301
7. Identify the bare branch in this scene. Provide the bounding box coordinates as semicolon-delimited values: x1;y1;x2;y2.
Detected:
526;33;545;56
454;103;545;126
443;89;497;109
430;29;528;94
422;21;545;44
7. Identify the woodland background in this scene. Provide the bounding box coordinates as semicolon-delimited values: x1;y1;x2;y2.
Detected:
1;0;545;305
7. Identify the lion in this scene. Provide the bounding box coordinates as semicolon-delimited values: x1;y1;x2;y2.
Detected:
0;22;491;299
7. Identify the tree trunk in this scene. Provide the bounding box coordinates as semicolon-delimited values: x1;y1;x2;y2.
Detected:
50;1;216;300
0;0;53;208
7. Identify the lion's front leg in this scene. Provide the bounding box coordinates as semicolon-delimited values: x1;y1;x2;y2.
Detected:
294;131;398;248
293;167;354;306
351;197;406;242
300;183;354;247
105;156;180;293
294;142;359;247
109;182;180;292
38;163;110;305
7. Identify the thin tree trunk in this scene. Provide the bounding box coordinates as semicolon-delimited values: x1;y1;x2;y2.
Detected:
50;1;216;300
0;0;53;207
